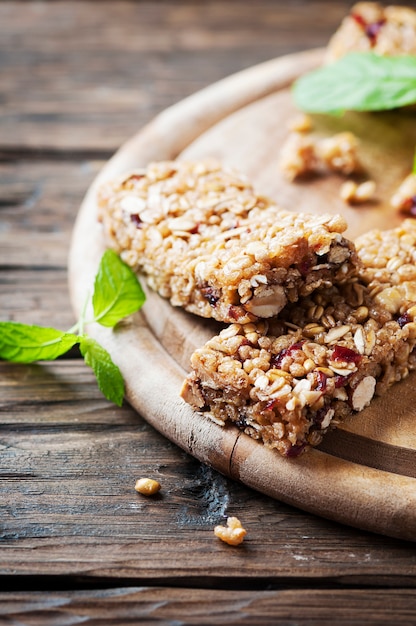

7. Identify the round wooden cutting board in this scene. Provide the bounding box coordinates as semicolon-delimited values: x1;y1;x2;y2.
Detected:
69;49;416;542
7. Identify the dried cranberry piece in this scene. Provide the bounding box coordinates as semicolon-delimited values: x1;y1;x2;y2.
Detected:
271;341;305;368
228;306;239;320
350;12;386;45
130;214;143;228
351;12;366;28
397;312;411;328
297;256;314;276
189;223;200;235
365;19;386;44
265;398;279;411
334;374;351;388
331;344;361;365
286;442;307;458
315;370;328;392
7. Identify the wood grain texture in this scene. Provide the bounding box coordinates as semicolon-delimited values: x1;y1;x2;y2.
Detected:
1;588;416;625
0;1;353;153
2;359;416;583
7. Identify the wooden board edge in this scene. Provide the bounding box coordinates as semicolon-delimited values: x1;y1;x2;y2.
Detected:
68;48;416;542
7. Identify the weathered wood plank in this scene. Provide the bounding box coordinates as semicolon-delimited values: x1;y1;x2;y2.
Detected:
1;587;416;625
1;360;416;583
0;269;74;328
0;1;353;152
0;160;102;267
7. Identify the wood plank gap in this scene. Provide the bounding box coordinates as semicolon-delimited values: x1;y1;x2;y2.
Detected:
1;575;416;593
0;147;114;164
0;264;67;272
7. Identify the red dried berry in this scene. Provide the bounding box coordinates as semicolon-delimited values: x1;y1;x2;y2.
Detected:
365;19;386;44
332;345;361;365
315;370;328;392
130;214;143;228
334;374;351;388
350;12;385;45
351;12;366;27
271;341;305;368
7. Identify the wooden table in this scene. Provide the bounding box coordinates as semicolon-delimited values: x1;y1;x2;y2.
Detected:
2;1;416;623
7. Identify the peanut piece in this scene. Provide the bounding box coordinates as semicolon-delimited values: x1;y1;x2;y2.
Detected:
135;478;161;496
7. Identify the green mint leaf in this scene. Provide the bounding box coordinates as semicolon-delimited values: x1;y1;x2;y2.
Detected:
79;336;124;406
92;249;146;327
0;322;79;363
293;53;416;114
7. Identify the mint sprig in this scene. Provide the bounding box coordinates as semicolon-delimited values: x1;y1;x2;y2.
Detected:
0;250;145;406
0;323;79;362
293;52;416;114
79;336;125;407
93;249;145;327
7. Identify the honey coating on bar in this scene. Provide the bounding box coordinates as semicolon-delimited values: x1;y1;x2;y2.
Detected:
181;220;416;457
98;160;358;324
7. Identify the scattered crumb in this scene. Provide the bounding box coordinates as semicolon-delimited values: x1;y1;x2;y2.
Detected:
214;516;247;546
135;477;161;496
340;179;376;204
391;173;416;215
279;131;360;181
288;113;313;133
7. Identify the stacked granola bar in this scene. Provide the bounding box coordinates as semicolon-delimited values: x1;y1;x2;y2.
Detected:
181;220;416;456
98;160;416;457
98;161;358;324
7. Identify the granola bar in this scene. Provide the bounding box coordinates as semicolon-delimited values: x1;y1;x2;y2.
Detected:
181;219;416;457
98;160;358;324
326;2;416;62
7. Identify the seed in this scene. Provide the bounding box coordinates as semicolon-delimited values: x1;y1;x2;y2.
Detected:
354;306;369;323
353;327;366;354
135;478;161;496
321;314;336;329
324;325;351;344
364;329;376;356
303;323;325;338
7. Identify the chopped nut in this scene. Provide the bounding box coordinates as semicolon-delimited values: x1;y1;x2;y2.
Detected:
182;220;416;456
214;516;247;546
135;478;161;496
351;376;376;411
244;286;288;318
